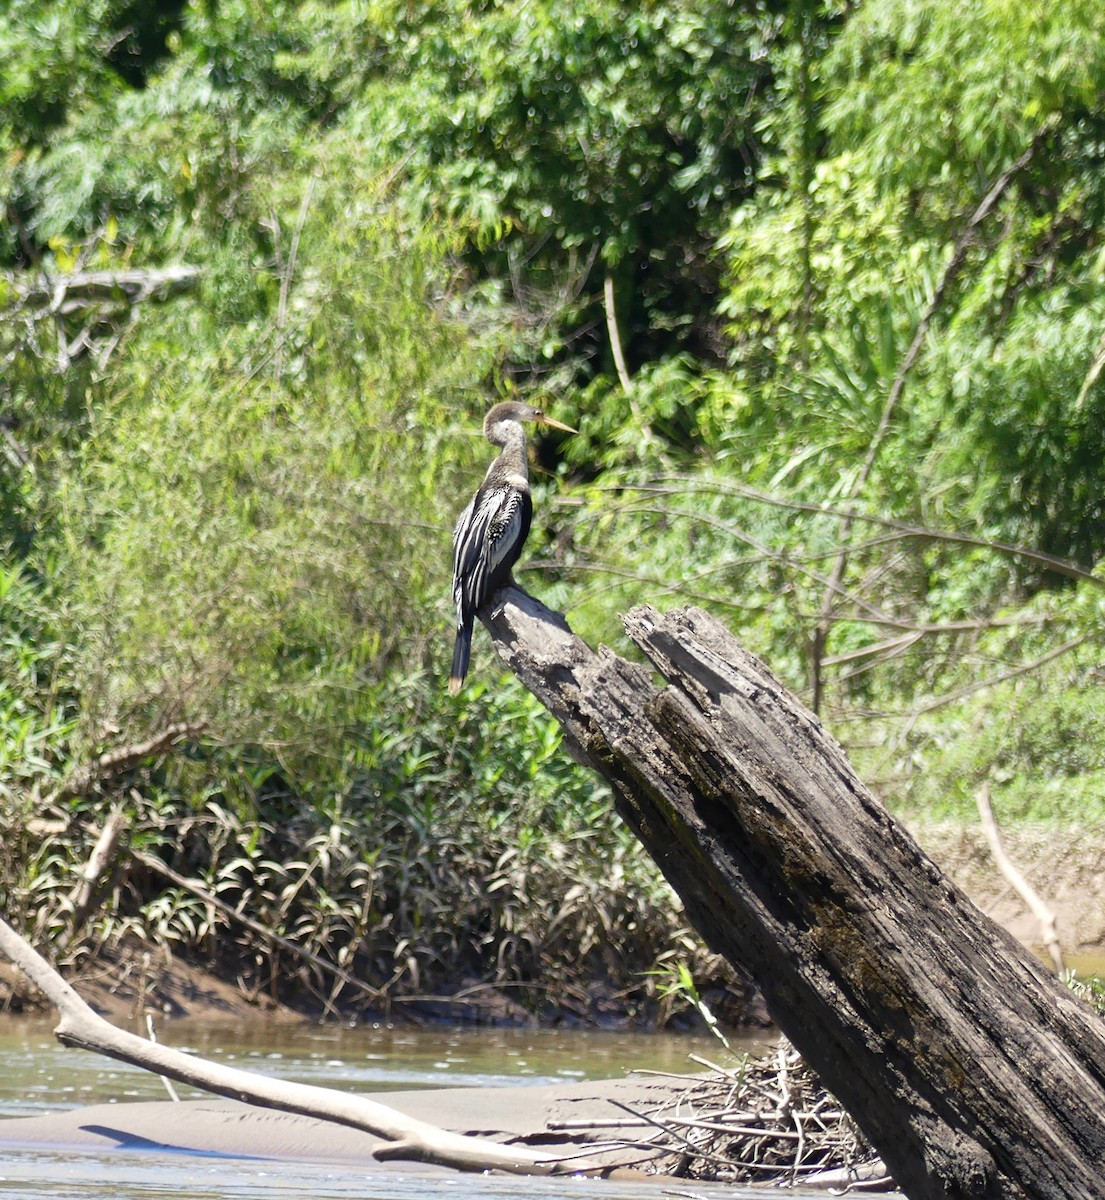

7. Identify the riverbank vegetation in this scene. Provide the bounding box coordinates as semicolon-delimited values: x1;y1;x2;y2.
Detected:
2;0;1105;1018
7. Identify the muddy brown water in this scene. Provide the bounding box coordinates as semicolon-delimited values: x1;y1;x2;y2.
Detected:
0;1016;850;1199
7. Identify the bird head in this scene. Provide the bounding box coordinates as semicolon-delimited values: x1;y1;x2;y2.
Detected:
483;402;577;442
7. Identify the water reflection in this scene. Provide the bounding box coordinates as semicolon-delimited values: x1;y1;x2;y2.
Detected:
0;1019;835;1200
0;1146;793;1200
0;1015;764;1117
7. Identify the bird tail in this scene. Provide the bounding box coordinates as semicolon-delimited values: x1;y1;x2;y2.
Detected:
448;621;472;695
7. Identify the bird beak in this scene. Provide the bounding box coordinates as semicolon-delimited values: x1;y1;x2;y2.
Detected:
536;414;577;434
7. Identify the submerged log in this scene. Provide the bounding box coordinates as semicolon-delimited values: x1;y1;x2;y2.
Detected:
484;589;1105;1200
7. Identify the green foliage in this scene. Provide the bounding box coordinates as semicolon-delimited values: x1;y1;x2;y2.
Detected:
31;145;487;774
6;0;1105;1014
824;0;1105;189
0;562;79;791
862;613;1105;824
649;960;731;1049
3;669;684;1011
377;2;762;256
1066;972;1105;1015
0;1;129;147
339;0;780;393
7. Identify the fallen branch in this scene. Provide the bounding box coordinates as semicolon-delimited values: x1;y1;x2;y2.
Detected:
975;783;1064;975
126;844;395;1015
0;914;585;1176
59;803;128;950
48;721;207;804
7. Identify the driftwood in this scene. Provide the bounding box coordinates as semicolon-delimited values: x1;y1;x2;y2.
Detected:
483;588;1105;1200
0;915;586;1176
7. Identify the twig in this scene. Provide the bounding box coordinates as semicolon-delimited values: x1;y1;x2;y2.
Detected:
808;117;1059;712
0;421;30;469
624;476;1105;591
912;632;1091;716
275;173;318;375
609;502;901;629
48;721;207;804
975;783;1064;974
603;272;634;394
145;1013;181;1102
862;121;1056;495
126;845;397;1013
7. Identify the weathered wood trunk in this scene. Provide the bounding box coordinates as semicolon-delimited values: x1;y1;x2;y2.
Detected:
484;589;1105;1200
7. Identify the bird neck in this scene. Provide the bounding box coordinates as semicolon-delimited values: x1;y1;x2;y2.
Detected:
485;420;529;488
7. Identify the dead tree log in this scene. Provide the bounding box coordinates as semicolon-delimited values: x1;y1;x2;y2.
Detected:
484;589;1105;1200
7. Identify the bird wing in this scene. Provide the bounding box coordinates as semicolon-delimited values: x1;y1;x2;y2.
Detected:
452;484;532;616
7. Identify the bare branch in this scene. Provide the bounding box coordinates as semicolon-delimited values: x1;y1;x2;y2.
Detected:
3;266;202;315
975;783;1064;975
49;721;207;804
1076;325;1105;410
0;914;571;1175
910;633;1092;716
275;174;318;375
603;501;902;629
621;477;1105;590
603;272;634;393
59;805;128;949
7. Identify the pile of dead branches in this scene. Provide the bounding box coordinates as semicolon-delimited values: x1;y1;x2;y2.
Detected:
555;1039;890;1189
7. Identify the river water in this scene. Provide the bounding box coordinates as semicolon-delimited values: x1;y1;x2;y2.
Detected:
0;1016;841;1199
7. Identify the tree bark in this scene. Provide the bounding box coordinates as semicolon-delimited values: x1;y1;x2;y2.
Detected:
483;588;1105;1200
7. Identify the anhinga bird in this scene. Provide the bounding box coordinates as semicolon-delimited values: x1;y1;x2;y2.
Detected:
449;402;576;695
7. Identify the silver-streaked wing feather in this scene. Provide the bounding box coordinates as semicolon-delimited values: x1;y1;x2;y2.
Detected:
452;485;528;614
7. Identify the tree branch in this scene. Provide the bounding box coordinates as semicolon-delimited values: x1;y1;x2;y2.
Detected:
0;915;578;1175
48;721;207;804
911;633;1091;716
809;118;1059;711
59;804;128;950
603;272;634;393
975;783;1064;975
3;266;202;316
632;476;1105;591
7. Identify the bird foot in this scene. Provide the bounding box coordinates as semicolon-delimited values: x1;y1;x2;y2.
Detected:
489;580;523;619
